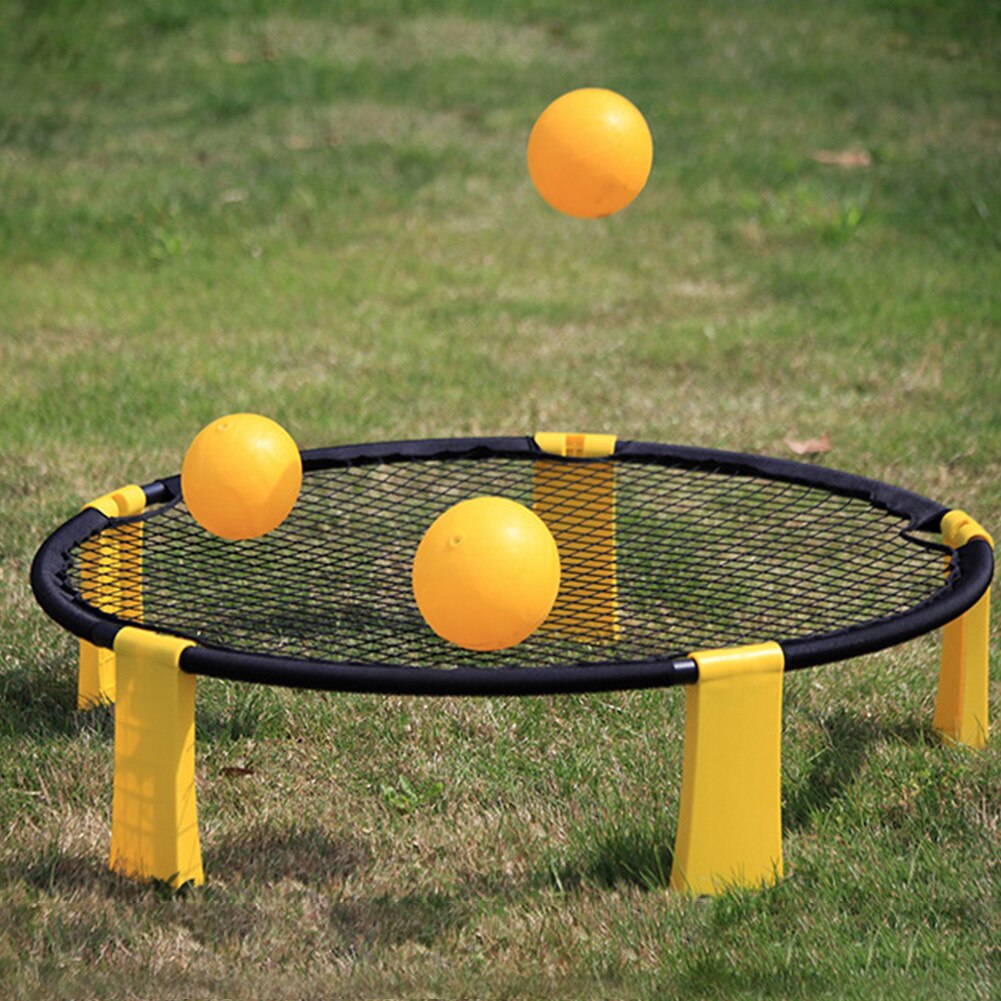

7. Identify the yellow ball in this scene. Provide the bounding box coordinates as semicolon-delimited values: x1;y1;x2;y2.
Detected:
181;413;302;540
412;496;561;652
527;87;654;219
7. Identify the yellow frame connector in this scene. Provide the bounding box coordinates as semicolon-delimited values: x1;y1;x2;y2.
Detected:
78;484;147;708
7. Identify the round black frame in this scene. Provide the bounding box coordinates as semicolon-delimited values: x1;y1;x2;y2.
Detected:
31;436;994;696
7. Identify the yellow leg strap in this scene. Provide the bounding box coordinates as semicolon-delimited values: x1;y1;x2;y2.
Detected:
77;485;147;708
670;642;785;895
933;511;992;749
110;628;203;888
77;521;143;706
533;431;619;642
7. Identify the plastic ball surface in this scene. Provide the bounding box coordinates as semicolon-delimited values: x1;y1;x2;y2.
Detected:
527;87;653;218
412;496;562;652
181;413;302;540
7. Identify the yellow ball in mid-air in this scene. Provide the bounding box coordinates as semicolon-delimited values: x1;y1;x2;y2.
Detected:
412;496;561;652
527;87;654;219
181;413;302;540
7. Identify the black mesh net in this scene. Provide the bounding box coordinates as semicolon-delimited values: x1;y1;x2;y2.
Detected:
66;452;955;670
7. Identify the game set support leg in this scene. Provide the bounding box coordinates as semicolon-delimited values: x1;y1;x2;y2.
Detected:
77;484;147;708
78;640;118;709
670;642;785;896
534;432;620;643
934;510;993;749
109;627;203;888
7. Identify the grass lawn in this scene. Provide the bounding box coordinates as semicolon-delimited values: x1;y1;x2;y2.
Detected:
1;0;999;998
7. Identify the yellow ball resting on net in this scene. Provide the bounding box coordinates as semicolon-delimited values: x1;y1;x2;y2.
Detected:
412;496;561;651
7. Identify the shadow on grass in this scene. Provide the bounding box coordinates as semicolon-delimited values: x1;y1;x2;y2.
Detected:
783;708;931;834
13;823;365;899
204;823;368;886
207;825;476;951
0;660;81;740
673;953;826;1000
330;891;471;950
546;826;676;892
17;849;160;902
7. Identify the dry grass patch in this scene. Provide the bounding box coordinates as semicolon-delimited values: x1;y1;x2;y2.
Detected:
213;13;590;71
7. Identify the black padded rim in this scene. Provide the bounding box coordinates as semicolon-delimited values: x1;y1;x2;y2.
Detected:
30;436;993;694
180;647;701;696
31;507;123;650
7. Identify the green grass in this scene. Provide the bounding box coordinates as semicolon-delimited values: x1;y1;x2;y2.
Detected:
2;0;1000;997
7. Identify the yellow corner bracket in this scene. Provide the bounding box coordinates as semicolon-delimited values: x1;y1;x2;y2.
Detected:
534;431;617;459
934;510;992;749
670;642;785;896
85;484;148;520
109;627;204;888
533;431;619;641
78;485;147;708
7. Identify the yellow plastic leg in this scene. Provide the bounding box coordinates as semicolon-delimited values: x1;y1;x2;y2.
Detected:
670;642;785;896
76;486;146;709
533;432;619;642
110;627;203;888
933;511;993;749
78;641;117;708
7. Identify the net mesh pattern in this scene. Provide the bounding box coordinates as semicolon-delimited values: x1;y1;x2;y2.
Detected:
66;453;955;670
